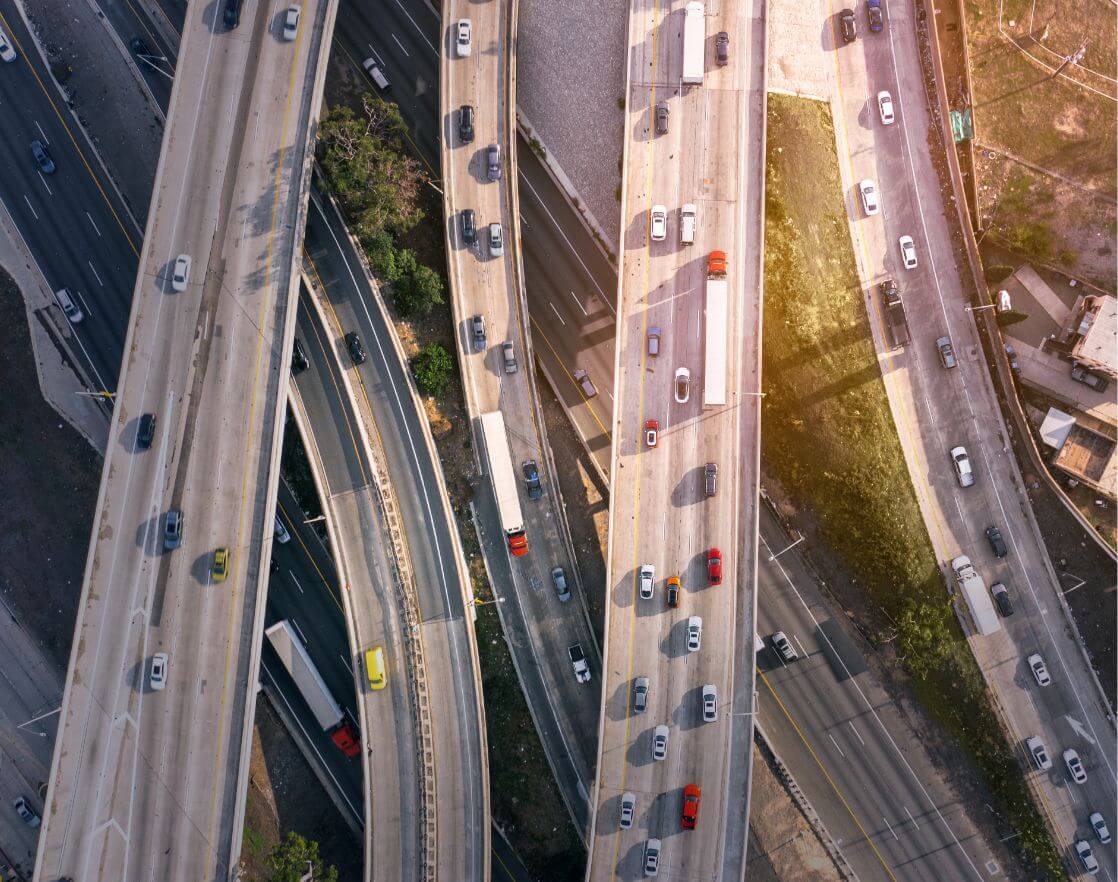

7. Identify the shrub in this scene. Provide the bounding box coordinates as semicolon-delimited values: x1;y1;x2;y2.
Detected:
996;308;1029;327
393;262;445;317
412;342;454;396
983;264;1014;283
267;832;337;882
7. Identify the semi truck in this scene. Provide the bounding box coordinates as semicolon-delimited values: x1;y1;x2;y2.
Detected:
950;556;1001;636
682;2;705;85
880;279;910;349
479;410;529;556
265;619;361;757
703;251;728;408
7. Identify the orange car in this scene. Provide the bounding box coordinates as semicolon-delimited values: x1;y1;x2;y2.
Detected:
681;783;701;829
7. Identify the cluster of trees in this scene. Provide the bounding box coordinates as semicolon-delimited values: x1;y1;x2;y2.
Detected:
265;832;337;882
317;99;444;318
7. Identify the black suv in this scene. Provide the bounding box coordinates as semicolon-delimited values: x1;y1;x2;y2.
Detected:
985;525;1007;558
715;31;729;65
839;8;857;42
137;413;157;449
461;209;477;245
522;460;543;500
991;582;1014;617
292;337;309;373
458;105;475;143
345;332;367;365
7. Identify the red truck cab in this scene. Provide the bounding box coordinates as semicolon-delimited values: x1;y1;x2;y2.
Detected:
330;721;361;758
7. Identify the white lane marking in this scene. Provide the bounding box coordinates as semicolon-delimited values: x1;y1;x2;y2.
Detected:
35;121;48;141
390;0;438;55
567;290;589;318
86;211;102;236
848;720;865;747
290;619;309;647
828;733;846;758
73;289;93;321
87;262;103;287
519;172;613;313
792;633;809;659
37;172;52;193
22;195;38;219
904;806;920;830
549;302;566;325
290;572;304;595
883;815;899;841
392;33;410;56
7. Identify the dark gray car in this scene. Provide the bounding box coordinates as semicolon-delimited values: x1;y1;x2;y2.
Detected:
551;566;570;602
163;509;183;550
471;314;486;351
458;104;474;143
633;676;649;713
486;143;502;181
704;462;718;497
655;103;669;135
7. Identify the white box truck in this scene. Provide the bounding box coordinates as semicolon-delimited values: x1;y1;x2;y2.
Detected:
951;556;1001;636
480;410;529;556
682;2;705;85
703;251;728;408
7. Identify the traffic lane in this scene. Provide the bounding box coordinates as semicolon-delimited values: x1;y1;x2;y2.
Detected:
276;479;344;606
293;287;372;495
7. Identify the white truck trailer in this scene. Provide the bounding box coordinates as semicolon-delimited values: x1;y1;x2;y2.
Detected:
703;250;729;408
682;2;705;85
479;410;529;556
950;556;1001;636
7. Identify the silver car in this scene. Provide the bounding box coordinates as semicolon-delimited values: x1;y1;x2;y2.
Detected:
644;838;662;877
638;564;655;600
551;566;570;602
486;143;502;181
950;445;974;487
651;724;669;760
620;792;636;829
687;615;702;652
633;676;650;714
163;509;183;550
702;683;717;722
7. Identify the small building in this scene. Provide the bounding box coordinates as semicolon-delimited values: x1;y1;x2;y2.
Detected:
1068;295;1117;380
1039;406;1117;500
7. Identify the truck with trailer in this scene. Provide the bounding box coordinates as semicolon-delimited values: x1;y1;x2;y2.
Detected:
479;410;529;556
950;556;1001;636
265;619;361;757
704;251;728;408
682;2;705;85
879;279;910;349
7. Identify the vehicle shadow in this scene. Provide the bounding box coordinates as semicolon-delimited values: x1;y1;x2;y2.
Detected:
625;725;660;768
672;684;707;731
671;465;705;509
660;618;692;659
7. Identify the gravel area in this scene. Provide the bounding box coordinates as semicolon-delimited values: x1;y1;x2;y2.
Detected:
767;0;830;99
517;0;627;250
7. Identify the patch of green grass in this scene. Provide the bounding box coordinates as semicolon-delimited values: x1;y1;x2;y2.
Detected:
762;93;1063;880
243;824;267;856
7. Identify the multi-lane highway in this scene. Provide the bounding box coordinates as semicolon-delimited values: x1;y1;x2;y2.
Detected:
33;1;332;878
586;1;765;878
823;0;1117;875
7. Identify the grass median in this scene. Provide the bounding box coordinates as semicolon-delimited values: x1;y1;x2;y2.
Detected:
761;93;1062;879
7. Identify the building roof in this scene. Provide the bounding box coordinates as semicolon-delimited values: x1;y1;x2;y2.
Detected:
1076;295;1117;373
1039;407;1075;449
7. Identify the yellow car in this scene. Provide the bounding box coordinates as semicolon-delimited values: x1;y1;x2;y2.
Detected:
212;547;230;582
365;646;387;691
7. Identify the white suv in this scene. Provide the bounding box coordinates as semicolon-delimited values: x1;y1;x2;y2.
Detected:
859;179;880;216
638;564;655;600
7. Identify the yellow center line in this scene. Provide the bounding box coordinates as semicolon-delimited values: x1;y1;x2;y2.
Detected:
527;314;612;439
759;670;900;881
276;502;345;614
0;10;140;257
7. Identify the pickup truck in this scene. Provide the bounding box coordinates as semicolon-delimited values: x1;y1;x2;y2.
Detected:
568;644;591;683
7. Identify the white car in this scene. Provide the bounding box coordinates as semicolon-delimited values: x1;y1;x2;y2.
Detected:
644;838;662;877
455;19;472;57
674;367;690;403
877;90;895;125
488;222;504;257
1090;812;1111;844
898;235;917;269
1064;748;1087;784
619;792;636;829
1026;735;1051;770
150;652;169;690
650;204;667;241
1027;653;1050;687
171;254;192;292
858;179;880;216
638;564;655;600
702;683;717;722
0;26;17;62
687;615;702;652
950;445;974;487
651;724;669;760
1075;840;1100;875
281;5;300;40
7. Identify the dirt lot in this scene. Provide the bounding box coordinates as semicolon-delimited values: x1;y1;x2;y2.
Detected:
0;269;101;669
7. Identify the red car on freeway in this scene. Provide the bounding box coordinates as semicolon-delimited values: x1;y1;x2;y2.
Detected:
681;784;701;829
707;548;722;585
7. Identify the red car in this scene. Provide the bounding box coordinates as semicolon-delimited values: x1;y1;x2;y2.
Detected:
644;419;659;448
707;548;722;585
681;783;701;829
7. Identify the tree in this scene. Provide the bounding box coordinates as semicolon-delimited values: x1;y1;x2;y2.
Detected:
412;343;455;396
982;264;1014;283
317;104;424;240
266;832;337;882
996;308;1029;328
393;262;445;317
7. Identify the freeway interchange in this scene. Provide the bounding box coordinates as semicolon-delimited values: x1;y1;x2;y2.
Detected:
0;0;1111;878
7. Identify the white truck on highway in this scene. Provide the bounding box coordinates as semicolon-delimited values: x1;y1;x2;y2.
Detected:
682;2;705;85
950;556;1001;636
703;250;728;408
479;410;529;556
265;619;361;756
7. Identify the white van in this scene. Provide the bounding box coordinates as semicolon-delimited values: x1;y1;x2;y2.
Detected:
362;58;390;91
55;288;84;323
680;203;697;245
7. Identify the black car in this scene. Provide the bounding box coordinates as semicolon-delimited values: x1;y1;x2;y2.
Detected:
291;337;309;373
839;8;857;42
137;413;157;449
223;0;241;28
985;525;1007;558
715;31;729;65
461;209;477;245
867;0;883;32
990;582;1014;617
31;140;55;174
666;580;679;608
458;104;475;143
345;331;366;365
522;460;543;500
